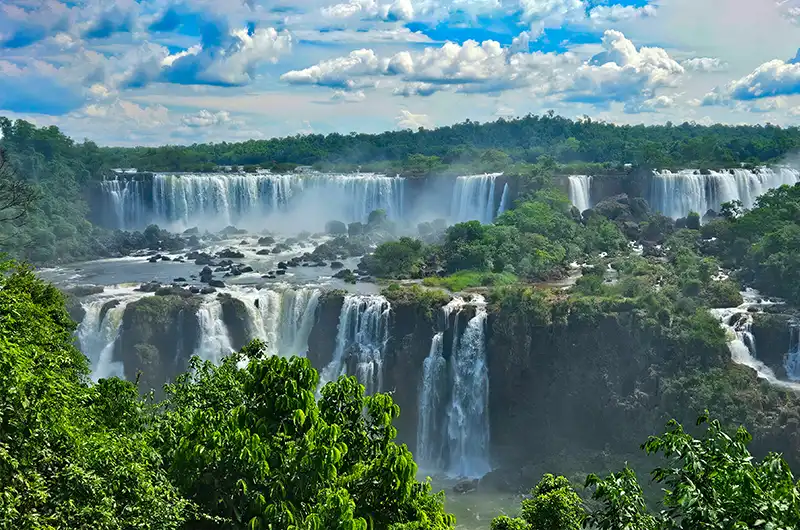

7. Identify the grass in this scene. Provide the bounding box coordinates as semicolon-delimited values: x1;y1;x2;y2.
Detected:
422;270;519;292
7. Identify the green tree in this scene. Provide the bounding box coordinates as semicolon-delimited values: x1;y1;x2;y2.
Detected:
490;474;584;530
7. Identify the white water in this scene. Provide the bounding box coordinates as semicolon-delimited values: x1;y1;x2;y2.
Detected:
650;167;800;219
446;294;491;477
102;172;406;231
711;290;800;392
232;287;321;357
496;183;510;217
785;326;800;381
568;175;593;213
195;298;235;364
417;297;468;472
320;295;391;395
451;173;504;224
76;288;150;381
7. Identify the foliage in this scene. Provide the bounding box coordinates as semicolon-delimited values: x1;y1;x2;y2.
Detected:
0;262;455;530
586;413;800;530
489;474;584;530
422;270;518;292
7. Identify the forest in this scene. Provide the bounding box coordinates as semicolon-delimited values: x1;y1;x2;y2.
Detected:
5;115;800;528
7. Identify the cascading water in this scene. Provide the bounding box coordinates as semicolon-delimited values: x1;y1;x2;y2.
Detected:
195;298;235;364
234;287;321;357
568;175;593;213
451;173;503;224
496;183;510;217
417;297;467;472
100;178;147;229
650;167;800;219
320;295;391;395
101;171;406;231
711;290;800;391
76;289;149;381
446;295;490;477
785;325;800;381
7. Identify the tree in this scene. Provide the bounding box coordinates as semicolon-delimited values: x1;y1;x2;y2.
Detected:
0;147;37;230
489;474;584;530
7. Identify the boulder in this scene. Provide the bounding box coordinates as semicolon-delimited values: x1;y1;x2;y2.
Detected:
209;279;226;288
200;266;214;283
200;286;217;295
453;479;479;495
218;248;245;259
330;261;344;270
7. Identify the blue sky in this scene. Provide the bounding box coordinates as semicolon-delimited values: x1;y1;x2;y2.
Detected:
2;0;800;145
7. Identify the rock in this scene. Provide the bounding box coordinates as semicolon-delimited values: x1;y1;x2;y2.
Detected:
277;262;288;270
258;236;276;246
99;300;121;324
256;249;271;255
276;269;286;276
218;248;245;259
453;479;479;494
183;227;199;235
173;277;187;283
136;282;162;293
209;279;226;288
330;261;344;269
200;266;213;283
161;255;171;261
148;256;159;263
240;240;249;245
189;286;201;294
200;286;217;295
64;285;104;297
220;225;247;237
239;266;254;274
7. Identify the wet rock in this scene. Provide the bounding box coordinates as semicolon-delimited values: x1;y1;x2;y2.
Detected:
276;269;286;276
173;277;187;283
240;240;249;245
220;225;247;237
156;286;193;298
189;286;201;294
161;255;171;261
330;261;344;269
256;249;271;255
209;279;226;288
277;262;288;270
147;256;159;263
258;236;276;246
99;300;121;324
453;479;479;495
200;266;213;283
200;286;217;295
136;281;163;293
218;248;245;259
183;227;199;235
239;266;254;274
64;285;104;297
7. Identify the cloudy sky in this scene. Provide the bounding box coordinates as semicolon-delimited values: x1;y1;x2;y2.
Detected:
2;0;800;146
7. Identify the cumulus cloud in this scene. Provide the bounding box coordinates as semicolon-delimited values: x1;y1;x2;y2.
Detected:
281;36;576;96
564;30;684;108
624;94;675;113
682;57;728;73
83;7;137;40
588;4;656;24
331;89;368;102
0;0;71;48
321;0;415;21
396;109;431;129
181;110;235;127
122;26;292;88
701;58;800;106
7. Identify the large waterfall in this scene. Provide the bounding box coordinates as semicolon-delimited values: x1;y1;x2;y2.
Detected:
235;287;321;357
416;295;491;478
450;173;504;224
320;295;391;395
101;172;406;232
76;289;149;381
568;175;593;213
650;167;800;218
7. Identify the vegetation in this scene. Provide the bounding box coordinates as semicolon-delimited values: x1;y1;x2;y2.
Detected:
499;413;800;530
0;262;455;529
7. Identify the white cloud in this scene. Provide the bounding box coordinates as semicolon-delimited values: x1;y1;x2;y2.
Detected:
726;59;800;100
625;94;675;113
588;4;656;25
565;30;684;108
321;0;415;21
281;36;576;96
331;89;367;102
396;109;431;128
181;109;234;127
682;57;728;73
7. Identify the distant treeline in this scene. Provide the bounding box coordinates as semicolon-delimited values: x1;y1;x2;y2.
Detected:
95;113;800;174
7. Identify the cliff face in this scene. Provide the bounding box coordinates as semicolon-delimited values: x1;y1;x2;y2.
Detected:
487;306;661;470
307;292;344;370
117;295;201;391
752;313;794;379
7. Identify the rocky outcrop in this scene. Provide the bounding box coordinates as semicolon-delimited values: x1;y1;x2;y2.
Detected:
752;313;794;379
116;295;202;392
219;294;250;351
307;291;345;370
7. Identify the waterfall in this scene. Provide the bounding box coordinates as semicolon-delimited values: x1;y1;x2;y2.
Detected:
451;173;503;224
568;175;593;213
100;178;146;229
417;297;467;472
320;295;391;395
785;325;800;381
99;172;406;231
76;290;148;381
195;298;235;364
710;291;800;392
650;167;800;219
496;183;510;217
234;287;321;357
446;294;490;478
